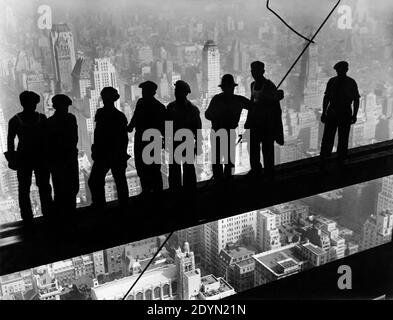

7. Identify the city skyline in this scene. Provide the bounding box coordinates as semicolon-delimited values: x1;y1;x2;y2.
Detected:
1;176;392;300
1;0;393;222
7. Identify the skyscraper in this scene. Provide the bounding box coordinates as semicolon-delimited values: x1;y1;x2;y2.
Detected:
360;211;393;251
175;242;196;300
87;58;120;136
256;210;281;252
71;58;92;99
377;175;393;214
227;39;246;74
202;40;220;99
200;211;257;275
0;108;7;154
50;24;76;94
104;245;128;278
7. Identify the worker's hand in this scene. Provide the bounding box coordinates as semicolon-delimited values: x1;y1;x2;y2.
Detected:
321;113;327;124
276;90;284;101
351;115;357;124
4;151;18;170
127;124;134;133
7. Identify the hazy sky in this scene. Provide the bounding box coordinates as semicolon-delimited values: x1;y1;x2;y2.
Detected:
2;0;392;22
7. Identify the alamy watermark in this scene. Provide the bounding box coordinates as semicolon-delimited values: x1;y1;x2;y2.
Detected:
141;121;250;165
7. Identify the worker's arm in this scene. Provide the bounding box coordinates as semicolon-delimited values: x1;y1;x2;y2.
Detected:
128;101;140;133
7;118;17;152
195;110;203;156
321;80;332;123
351;98;360;124
250;82;255;102
238;95;253;110
351;81;361;124
204;96;217;121
258;81;284;102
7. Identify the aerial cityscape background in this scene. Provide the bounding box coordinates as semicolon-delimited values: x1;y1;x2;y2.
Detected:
0;0;393;300
1;177;392;300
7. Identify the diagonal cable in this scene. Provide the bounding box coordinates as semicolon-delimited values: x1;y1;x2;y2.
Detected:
277;0;341;88
266;0;315;43
238;0;341;143
121;231;174;300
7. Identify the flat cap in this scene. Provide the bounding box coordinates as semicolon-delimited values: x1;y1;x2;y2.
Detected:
52;94;72;108
100;87;120;103
139;81;158;91
334;61;349;71
174;80;191;94
19;91;40;105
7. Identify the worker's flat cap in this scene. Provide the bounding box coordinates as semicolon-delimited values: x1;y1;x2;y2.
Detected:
334;61;349;70
174;80;191;94
139;81;158;91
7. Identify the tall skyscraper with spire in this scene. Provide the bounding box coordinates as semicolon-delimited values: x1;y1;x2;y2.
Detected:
50;24;77;94
202;40;220;99
86;58;120;136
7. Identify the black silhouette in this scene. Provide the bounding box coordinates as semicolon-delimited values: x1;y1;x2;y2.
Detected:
205;74;251;179
167;80;202;190
47;94;79;215
5;91;53;223
128;81;166;194
88;87;129;210
320;61;360;165
245;61;284;178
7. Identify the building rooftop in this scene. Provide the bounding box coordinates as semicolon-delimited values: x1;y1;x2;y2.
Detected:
277;258;298;270
82;255;92;263
184;270;200;278
235;258;255;269
253;244;306;277
201;274;217;286
51;23;71;33
91;264;176;300
219;245;256;265
72;58;92;80
273;203;299;213
52;260;74;272
347;242;359;248
200;276;234;299
136;258;169;274
0;272;22;283
318;190;342;200
203;40;217;48
302;243;325;256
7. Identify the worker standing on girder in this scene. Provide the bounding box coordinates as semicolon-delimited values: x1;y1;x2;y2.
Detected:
320;61;360;166
205;74;251;180
166;80;202;191
88;87;130;210
47;94;79;216
128;81;166;195
5;91;53;225
245;61;284;179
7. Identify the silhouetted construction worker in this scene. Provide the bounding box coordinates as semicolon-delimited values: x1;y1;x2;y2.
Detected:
320;61;360;165
167;80;202;190
245;61;284;178
205;74;251;179
128;81;166;194
5;91;53;223
47;94;79;215
88;87;129;210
